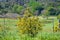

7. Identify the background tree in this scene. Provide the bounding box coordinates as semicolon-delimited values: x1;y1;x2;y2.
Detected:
12;4;24;14
27;0;43;15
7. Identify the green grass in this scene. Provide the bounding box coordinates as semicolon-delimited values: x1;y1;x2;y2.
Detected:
0;18;17;26
0;18;60;40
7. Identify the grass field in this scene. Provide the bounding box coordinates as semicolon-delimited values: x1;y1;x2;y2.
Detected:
0;18;60;40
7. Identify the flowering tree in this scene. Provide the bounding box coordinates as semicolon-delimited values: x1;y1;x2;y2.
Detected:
17;7;43;37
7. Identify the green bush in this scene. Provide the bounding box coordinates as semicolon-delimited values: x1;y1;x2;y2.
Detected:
12;4;24;14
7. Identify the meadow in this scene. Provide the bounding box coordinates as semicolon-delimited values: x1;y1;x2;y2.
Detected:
0;17;60;40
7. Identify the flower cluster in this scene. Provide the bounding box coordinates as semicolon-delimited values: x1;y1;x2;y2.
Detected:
17;7;43;37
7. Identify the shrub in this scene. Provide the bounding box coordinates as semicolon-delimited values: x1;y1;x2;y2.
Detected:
53;19;59;32
57;14;60;19
17;7;43;37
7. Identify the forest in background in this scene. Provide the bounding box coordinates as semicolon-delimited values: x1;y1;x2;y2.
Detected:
0;0;60;16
